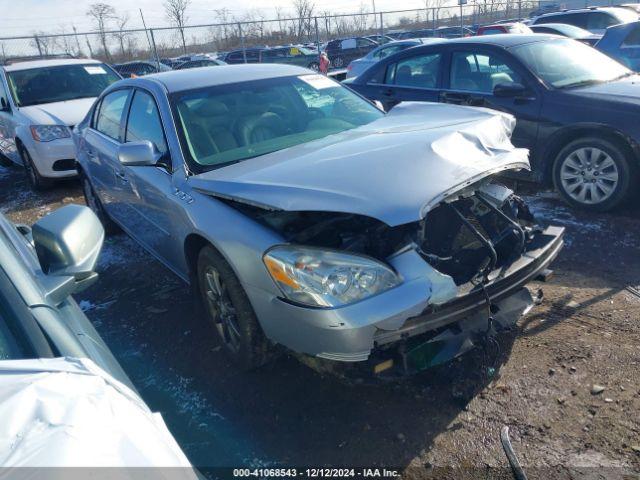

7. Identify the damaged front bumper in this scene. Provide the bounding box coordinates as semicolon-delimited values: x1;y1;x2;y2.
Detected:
248;225;564;365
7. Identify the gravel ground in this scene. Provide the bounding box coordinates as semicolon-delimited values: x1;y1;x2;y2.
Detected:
1;161;638;478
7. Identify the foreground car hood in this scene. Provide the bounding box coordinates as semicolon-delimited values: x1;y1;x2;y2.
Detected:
191;102;529;227
19;97;97;127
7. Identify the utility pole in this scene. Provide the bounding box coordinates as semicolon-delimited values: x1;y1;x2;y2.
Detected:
139;8;154;62
72;26;82;56
459;0;466;37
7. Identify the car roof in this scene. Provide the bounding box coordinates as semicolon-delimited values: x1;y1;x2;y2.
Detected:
3;58;102;72
435;33;557;47
142;63;312;92
536;6;628;17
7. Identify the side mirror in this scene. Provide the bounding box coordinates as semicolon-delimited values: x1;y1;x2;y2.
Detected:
0;97;10;112
493;82;527;98
118;140;162;166
32;204;104;281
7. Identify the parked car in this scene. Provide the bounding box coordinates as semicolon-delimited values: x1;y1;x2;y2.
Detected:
0;58;121;189
346;38;442;79
617;3;640;13
365;35;395;44
0;204;193;468
113;61;172;78
223;48;264;64
531;7;638;35
260;46;320;70
325;37;379;68
435;26;475;38
596;20;640;70
397;29;436;40
476;22;533;35
529;23;602;45
347;34;640;211
75;64;563;374
175;58;227;70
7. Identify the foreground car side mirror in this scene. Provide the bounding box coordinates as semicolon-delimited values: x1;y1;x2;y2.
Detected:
32;204;104;283
493;82;527;98
118;140;162;166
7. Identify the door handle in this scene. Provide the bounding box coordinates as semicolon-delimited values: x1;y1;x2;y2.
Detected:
115;170;128;183
86;149;97;159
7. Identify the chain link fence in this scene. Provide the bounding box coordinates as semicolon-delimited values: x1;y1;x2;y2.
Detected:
0;0;622;70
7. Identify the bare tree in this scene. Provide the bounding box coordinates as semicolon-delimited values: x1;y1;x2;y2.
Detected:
86;3;115;59
292;0;314;41
164;0;191;54
112;13;131;58
425;0;449;25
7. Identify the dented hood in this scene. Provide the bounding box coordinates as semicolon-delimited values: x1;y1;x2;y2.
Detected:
190;102;529;227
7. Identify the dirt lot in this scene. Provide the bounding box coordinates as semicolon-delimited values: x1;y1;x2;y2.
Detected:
1;161;639;479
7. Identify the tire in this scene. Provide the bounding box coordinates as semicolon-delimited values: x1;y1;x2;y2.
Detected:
332;56;344;68
80;170;120;234
308;61;319;71
552;137;634;212
196;245;272;370
19;145;51;191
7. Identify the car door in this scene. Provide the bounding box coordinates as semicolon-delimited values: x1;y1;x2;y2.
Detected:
0;73;18;163
441;47;542;154
83;88;133;224
119;88;184;273
365;50;444;110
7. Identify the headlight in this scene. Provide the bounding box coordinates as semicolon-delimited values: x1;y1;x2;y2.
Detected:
263;246;401;308
30;125;70;142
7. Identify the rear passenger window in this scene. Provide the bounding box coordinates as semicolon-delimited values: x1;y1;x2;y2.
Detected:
392;53;441;88
622;26;640;46
95;89;129;141
587;12;617;30
125;90;167;154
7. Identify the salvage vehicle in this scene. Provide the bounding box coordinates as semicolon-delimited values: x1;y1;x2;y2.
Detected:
0;58;121;189
74;64;563;374
0;204;192;467
347;34;640;211
530;6;638;35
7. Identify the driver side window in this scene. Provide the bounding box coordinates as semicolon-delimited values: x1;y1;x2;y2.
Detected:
125;90;168;155
450;51;521;93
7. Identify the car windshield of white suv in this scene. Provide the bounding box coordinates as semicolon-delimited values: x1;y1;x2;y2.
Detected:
7;63;120;107
512;38;632;89
172;74;383;172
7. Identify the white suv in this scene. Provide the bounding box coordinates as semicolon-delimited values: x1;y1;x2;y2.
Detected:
0;58;120;189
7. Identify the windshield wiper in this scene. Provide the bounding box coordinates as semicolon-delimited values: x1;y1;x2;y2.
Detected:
557;79;602;89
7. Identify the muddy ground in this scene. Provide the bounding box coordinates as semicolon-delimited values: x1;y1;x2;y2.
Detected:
0;161;638;479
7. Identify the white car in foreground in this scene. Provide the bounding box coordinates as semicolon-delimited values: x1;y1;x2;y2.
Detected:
0;58;120;189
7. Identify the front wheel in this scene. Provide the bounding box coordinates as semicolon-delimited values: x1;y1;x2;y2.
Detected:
20;146;51;191
553;137;634;212
197;246;273;370
332;56;344;68
80;171;119;234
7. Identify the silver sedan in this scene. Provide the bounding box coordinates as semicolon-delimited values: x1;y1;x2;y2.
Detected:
74;64;563;375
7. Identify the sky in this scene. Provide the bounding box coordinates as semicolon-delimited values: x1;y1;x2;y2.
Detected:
0;0;429;37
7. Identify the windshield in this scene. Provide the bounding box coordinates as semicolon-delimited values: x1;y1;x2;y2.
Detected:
512;38;631;88
7;63;120;107
171;74;383;172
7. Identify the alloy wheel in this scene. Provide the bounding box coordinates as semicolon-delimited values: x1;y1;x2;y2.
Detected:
204;266;242;353
559;147;619;205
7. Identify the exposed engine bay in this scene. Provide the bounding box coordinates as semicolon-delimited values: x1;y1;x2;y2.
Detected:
222;181;539;288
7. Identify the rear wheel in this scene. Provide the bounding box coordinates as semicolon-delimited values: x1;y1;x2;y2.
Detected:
308;61;319;71
80;171;119;234
19;145;51;191
553;137;634;212
332;55;344;68
196;246;272;370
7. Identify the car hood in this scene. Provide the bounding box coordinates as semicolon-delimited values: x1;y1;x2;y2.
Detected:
190;102;529;227
568;75;640;104
19;97;97;127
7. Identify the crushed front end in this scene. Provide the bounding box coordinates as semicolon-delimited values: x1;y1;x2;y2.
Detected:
234;179;564;376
